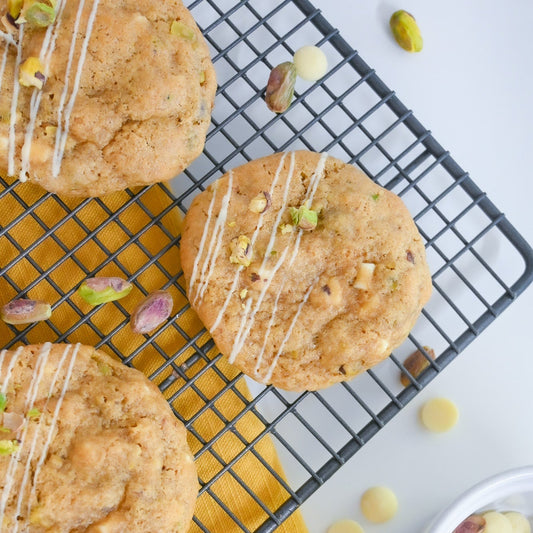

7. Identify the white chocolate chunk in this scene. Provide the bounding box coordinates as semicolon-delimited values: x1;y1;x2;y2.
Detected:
504;511;531;533
360;486;398;523
354;263;376;290
293;45;328;81
327;519;364;533
483;511;513;533
420;397;459;432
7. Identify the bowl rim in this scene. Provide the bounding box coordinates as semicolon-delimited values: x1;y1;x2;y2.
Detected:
425;466;533;532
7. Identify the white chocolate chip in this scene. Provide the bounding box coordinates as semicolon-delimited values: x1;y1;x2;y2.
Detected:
420;397;459;432
293;45;328;81
503;511;531;533
482;511;513;533
360;486;398;523
354;262;376;290
327;519;364;533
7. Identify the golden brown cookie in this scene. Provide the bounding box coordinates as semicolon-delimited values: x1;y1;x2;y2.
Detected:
0;0;216;196
0;343;198;532
180;151;432;391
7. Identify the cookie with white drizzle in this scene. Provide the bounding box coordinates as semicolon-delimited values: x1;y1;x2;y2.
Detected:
180;151;432;391
0;343;198;532
0;0;216;196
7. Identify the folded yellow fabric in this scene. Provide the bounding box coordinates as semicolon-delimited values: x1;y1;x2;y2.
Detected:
0;179;308;533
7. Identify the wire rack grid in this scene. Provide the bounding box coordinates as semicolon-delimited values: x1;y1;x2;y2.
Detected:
1;0;533;531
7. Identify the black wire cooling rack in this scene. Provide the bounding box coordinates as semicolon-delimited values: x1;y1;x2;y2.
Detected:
2;0;533;531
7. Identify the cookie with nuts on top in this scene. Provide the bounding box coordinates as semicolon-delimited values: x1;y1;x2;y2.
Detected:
0;0;216;196
0;343;198;531
180;151;432;391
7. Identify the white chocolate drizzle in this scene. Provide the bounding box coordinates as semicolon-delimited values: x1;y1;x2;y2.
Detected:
4;0;101;181
0;344;80;528
210;151;292;332
52;0;101;177
261;278;318;383
0;345;23;393
192;170;233;306
229;152;328;374
7;24;23;177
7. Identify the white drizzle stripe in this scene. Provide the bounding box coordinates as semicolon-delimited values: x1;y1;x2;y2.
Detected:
210;152;290;333
230;152;328;366
19;0;69;180
12;344;53;532
0;343;52;526
0;346;23;393
0;43;9;93
51;0;87;176
0;349;7;381
188;184;218;297
53;0;101;177
7;24;23;177
228;243;291;364
193;171;233;305
0;30;17;47
227;154;297;361
262;278;318;383
30;344;80;502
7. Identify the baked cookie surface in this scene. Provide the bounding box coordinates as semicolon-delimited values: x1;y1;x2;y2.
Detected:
0;343;198;532
0;0;216;196
180;151;432;391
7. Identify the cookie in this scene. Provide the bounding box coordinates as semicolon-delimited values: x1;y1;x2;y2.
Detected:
0;0;216;196
0;343;198;532
180;151;432;391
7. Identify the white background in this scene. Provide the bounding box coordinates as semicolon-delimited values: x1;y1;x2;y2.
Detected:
298;1;533;532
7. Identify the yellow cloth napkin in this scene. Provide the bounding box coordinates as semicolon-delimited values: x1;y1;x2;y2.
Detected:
0;178;308;533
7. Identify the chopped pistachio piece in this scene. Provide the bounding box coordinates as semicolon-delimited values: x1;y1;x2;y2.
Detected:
27;408;40;419
78;277;133;306
199;70;206;85
248;191;272;214
265;61;297;113
0;427;10;433
289;203;318;231
8;0;23;18
130;290;173;334
371;193;380;201
390;10;423;53
279;223;293;234
0;393;6;413
1;298;51;325
229;235;253;267
170;20;196;42
239;288;248;300
400;346;435;387
0;439;19;455
98;362;112;376
19;57;46;89
21;1;56;27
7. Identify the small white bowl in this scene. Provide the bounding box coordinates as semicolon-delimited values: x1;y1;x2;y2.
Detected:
425;466;533;532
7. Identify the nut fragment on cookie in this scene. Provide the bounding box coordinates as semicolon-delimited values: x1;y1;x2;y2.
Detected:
248;191;272;214
289;202;318;231
482;511;513;533
19;57;46;89
229;235;253;266
293;45;328;81
360;486;398;523
420;397;458;432
327;519;364;533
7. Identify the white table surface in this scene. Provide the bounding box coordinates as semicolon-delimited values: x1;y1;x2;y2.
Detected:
297;1;533;532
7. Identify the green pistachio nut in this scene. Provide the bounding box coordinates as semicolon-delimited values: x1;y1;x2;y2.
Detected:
170;20;196;42
19;1;56;27
390;10;423;53
265;61;297;113
78;277;133;306
0;439;19;455
8;0;23;18
19;57;46;89
289;204;318;231
1;298;51;325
